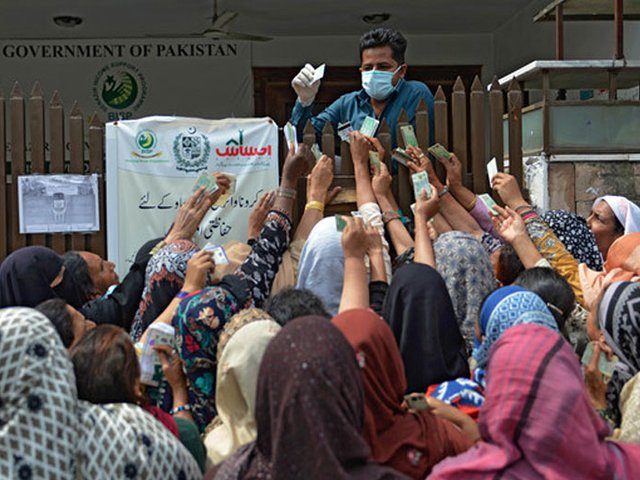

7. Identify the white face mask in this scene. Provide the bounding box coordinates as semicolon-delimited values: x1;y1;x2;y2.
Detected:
361;66;402;101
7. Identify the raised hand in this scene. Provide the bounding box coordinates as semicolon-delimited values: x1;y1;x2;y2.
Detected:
341;216;367;259
182;249;215;293
491;205;528;244
307;155;334;201
415;184;440;221
248;191;276;240
282;144;314;181
372;161;393;199
291;63;321;106
491;172;527;209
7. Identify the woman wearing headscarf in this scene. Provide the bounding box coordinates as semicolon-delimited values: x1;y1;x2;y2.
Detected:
333;309;473;479
580;233;640;308
585;282;640;430
427;286;560;418
433;231;496;348
473;286;560;368
0;307;201;479
589;195;640;258
0;246;84;309
205;316;409;480
382;263;469;393
0;307;78;479
204;308;281;466
70;324;207;471
542;209;603;271
491;172;639;309
296;216;345;316
131;239;200;342
428;324;640;479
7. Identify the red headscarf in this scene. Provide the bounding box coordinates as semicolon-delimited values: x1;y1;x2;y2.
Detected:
428;324;640;479
333;309;472;479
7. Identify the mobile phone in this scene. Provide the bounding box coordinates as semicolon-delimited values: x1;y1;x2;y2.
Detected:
404;392;431;411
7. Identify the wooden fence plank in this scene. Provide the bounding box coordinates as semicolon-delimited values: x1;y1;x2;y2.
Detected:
451;77;470;188
49;91;66;253
470;76;487;193
507;78;524;187
9;82;26;251
395;109;412;215
68;101;85;251
377;119;393;199
302;120;315;147
0;89;6;259
415;97;429;149
29;82;47;247
88;112;106;258
340;140;353;175
433;86;448;180
489;77;505;174
321;122;335;160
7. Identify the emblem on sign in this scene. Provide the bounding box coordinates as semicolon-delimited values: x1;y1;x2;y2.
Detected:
173;128;211;172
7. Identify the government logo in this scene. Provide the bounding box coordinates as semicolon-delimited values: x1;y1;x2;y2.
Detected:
131;129;163;160
173;128;211;172
93;62;147;117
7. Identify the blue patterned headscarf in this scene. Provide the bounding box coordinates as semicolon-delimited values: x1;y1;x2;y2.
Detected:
473;286;559;368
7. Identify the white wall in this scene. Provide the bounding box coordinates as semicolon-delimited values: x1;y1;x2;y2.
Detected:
493;0;640;76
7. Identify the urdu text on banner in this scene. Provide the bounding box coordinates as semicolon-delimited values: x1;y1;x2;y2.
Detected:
106;116;279;274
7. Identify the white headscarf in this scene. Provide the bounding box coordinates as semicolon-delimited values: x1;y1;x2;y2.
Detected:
594;195;640;234
204;309;281;465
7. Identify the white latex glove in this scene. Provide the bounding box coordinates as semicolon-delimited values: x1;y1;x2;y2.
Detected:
291;63;320;107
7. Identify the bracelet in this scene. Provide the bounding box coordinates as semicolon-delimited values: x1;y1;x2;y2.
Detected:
149;240;166;257
304;200;324;213
176;290;191;299
514;204;534;214
169;404;192;415
276;187;296;199
382;210;401;224
521;211;537;222
465;196;477;212
438;185;450;198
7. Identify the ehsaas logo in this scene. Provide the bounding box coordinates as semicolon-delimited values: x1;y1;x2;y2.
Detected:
93;62;147;113
173;127;211;173
216;129;272;157
132;129;162;159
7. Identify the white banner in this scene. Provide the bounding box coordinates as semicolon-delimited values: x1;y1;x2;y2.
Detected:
106;116;279;274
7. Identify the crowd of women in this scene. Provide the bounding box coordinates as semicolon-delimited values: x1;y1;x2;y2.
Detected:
1;130;640;479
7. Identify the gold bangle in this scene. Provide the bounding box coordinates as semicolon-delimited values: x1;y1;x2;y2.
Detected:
304;200;324;212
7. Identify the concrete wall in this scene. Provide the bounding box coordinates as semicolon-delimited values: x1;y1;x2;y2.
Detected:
493;0;640;77
252;33;495;83
548;159;640;217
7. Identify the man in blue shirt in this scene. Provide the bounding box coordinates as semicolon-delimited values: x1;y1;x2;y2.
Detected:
289;28;434;147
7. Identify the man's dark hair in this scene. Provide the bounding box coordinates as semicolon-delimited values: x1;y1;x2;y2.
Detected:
359;28;407;64
62;251;95;305
264;288;330;326
70;325;141;404
35;298;74;348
